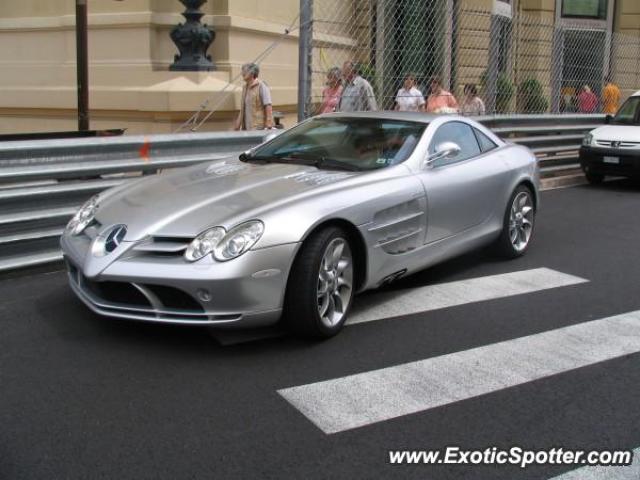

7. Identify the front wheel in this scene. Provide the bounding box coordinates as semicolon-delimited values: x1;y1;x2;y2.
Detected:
585;171;604;185
494;185;535;258
283;227;355;338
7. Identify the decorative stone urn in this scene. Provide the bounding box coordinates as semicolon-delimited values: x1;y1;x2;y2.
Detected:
169;0;216;71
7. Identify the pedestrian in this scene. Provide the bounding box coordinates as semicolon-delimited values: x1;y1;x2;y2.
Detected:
577;85;598;113
233;62;274;130
602;75;621;115
459;84;486;116
426;76;458;114
319;67;343;114
394;73;425;112
337;60;377;112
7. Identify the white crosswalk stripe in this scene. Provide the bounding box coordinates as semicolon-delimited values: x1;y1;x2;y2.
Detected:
279;309;640;434
549;447;639;479
347;268;588;324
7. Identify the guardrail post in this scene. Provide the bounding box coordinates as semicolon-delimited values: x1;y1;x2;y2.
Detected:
550;27;563;114
485;10;502;115
75;0;90;131
298;0;313;121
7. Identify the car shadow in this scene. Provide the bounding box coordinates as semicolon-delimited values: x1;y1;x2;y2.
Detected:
33;281;313;353
579;177;640;192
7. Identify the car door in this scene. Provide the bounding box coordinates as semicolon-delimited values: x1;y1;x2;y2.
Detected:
417;121;506;245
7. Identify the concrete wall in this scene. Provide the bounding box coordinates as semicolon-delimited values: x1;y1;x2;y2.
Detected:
1;0;639;133
613;0;640;99
0;0;299;134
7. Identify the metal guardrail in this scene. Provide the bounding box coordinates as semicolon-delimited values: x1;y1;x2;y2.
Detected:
0;115;603;273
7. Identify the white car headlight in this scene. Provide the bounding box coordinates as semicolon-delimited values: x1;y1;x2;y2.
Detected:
213;221;264;262
184;227;226;262
582;133;594;146
66;195;99;236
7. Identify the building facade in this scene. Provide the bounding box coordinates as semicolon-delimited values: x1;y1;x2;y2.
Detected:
0;0;300;134
0;0;639;134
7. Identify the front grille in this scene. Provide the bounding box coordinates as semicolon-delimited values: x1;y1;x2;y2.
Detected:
65;261;242;324
143;284;203;311
595;140;640;148
84;279;150;307
132;236;190;256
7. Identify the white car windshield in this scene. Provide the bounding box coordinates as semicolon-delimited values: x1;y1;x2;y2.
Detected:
612;97;640;125
244;117;427;171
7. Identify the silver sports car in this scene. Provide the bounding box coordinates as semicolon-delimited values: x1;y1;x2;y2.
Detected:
61;112;539;338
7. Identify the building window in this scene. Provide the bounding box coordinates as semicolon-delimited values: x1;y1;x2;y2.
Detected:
561;0;608;20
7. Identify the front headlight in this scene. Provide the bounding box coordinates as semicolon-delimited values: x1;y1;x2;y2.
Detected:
66;195;99;236
214;221;264;262
184;227;226;262
184;221;264;263
582;133;594;146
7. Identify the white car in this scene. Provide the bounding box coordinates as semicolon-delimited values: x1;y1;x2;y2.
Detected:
580;90;640;184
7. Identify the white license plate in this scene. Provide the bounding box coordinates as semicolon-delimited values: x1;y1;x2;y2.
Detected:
603;156;620;164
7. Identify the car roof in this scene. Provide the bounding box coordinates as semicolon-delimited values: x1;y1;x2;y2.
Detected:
631;90;640;97
312;111;503;145
316;111;441;124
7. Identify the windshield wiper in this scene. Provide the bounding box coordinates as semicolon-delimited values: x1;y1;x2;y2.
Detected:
239;151;253;162
283;152;361;171
240;151;360;171
314;157;361;171
239;152;285;164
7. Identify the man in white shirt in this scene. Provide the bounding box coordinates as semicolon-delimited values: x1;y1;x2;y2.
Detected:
395;73;425;112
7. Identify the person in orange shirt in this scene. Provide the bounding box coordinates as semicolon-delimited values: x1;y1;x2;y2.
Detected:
426;76;458;113
602;75;621;115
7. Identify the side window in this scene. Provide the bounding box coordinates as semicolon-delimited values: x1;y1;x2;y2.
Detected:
474;128;498;153
429;121;481;166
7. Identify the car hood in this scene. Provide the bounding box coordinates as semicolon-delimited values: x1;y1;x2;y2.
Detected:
95;158;360;241
591;125;640;141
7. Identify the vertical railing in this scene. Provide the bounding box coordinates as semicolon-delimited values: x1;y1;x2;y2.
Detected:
298;0;314;121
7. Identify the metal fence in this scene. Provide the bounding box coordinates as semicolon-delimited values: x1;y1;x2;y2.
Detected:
307;0;640;117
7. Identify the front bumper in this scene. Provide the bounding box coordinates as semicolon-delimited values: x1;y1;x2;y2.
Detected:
579;146;640;178
61;232;299;327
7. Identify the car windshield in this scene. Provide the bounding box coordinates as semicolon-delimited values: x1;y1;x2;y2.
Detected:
244;117;427;171
612;97;640;125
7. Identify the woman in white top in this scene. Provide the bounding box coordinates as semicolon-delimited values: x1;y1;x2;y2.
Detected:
395;73;425;112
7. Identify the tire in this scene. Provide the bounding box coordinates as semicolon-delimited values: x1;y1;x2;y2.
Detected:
585;171;604;185
283;227;355;339
494;185;535;259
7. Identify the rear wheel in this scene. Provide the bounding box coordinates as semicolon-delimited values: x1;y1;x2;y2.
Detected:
494;185;535;258
283;227;354;338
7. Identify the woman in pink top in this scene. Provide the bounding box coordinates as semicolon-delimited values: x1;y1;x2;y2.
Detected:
426;76;459;113
577;85;598;113
319;67;343;114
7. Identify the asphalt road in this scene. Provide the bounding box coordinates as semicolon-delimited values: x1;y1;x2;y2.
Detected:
1;180;639;480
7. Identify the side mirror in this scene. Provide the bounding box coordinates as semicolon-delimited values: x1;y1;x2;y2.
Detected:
605;114;613;124
425;141;461;168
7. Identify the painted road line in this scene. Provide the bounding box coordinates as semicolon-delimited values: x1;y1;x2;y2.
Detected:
347;267;588;325
279;310;640;434
549;447;639;479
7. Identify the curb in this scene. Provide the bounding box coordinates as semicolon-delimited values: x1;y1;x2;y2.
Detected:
541;173;587;191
